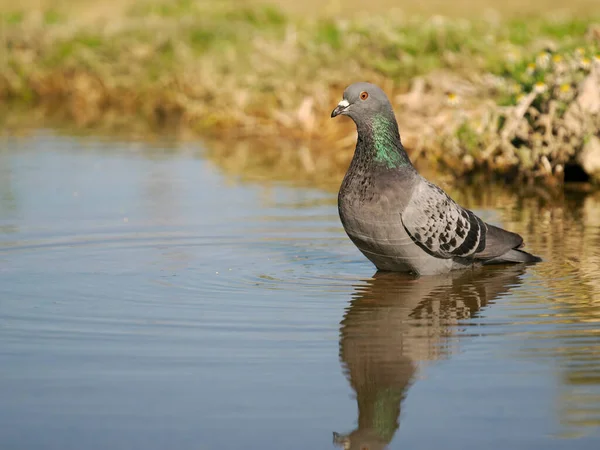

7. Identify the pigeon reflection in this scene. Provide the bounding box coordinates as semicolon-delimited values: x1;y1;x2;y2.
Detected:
333;266;526;450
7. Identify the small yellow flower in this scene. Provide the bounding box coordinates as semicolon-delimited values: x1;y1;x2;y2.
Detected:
526;62;536;75
558;83;572;100
558;83;573;101
534;82;547;94
536;52;550;69
516;94;525;103
594;55;600;65
580;57;591;70
575;47;585;56
445;92;460;106
551;54;566;73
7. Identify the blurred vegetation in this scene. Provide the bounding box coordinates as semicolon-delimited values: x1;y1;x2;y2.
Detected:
0;0;599;185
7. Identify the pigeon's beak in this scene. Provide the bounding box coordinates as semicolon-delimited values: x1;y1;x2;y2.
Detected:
331;99;350;118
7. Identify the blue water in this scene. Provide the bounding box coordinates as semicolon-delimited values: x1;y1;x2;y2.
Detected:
1;132;599;449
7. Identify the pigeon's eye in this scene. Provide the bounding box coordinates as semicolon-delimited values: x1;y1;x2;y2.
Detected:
359;91;369;100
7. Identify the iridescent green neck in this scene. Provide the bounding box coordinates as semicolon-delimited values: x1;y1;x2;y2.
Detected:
372;387;403;442
370;114;410;169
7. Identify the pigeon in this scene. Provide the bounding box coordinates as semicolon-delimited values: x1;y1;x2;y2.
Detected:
331;82;541;275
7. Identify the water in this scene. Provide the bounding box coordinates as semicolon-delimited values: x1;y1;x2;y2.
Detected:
1;132;600;450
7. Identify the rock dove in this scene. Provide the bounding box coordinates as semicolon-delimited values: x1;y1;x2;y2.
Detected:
331;82;542;275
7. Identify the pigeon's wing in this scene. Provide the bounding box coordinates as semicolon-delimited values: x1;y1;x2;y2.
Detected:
476;222;524;259
401;180;488;259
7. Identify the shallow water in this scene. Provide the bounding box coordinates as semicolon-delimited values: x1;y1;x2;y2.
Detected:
1;132;600;450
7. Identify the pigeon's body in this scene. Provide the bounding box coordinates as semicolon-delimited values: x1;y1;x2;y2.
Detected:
332;82;541;275
339;167;466;275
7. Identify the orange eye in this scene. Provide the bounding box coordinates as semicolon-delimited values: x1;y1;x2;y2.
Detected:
360;91;368;100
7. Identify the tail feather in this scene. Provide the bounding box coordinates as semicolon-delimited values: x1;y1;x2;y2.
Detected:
483;248;542;265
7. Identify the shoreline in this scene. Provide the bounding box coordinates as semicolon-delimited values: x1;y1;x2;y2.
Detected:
1;1;600;185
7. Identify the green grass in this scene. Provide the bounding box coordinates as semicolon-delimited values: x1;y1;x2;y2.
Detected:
1;3;596;80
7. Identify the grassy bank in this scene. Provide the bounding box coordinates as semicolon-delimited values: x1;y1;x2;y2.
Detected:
1;0;600;185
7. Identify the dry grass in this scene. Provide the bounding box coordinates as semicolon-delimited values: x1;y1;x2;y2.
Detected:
263;0;600;18
1;0;599;185
2;0;600;18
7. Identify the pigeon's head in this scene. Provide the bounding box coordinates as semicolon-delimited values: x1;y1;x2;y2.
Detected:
331;82;394;122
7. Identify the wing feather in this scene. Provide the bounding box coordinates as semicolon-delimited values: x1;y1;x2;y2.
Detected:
401;181;487;259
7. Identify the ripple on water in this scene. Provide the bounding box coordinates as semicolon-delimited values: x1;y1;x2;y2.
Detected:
1;212;367;303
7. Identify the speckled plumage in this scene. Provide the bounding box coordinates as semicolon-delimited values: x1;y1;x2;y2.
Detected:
331;82;541;275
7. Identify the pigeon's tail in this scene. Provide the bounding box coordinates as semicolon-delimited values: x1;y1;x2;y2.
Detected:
483;248;542;265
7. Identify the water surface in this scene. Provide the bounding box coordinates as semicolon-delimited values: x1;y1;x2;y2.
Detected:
1;132;600;449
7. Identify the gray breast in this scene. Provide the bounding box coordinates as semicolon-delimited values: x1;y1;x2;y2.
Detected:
338;171;427;272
